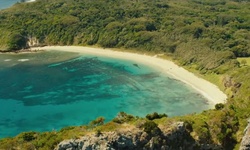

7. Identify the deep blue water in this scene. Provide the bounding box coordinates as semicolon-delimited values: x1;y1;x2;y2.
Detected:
0;50;213;138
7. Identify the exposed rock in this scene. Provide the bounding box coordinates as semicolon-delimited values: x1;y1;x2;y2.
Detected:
55;122;201;150
240;119;250;150
222;76;241;97
223;76;233;88
57;139;80;150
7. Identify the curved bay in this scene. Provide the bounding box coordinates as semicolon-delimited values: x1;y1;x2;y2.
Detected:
0;51;212;138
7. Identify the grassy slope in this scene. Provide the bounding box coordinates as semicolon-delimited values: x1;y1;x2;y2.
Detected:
237;57;250;66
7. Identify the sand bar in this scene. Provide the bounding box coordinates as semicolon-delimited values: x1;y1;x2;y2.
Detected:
33;46;227;105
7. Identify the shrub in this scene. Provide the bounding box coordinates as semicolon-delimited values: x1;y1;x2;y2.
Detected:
215;103;225;110
112;112;135;123
59;126;75;132
33;132;61;149
90;117;105;127
142;120;161;135
146;112;168;120
19;132;37;142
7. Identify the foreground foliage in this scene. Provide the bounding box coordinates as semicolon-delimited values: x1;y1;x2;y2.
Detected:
0;0;250;149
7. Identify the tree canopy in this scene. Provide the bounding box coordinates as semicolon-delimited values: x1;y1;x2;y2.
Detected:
0;0;249;73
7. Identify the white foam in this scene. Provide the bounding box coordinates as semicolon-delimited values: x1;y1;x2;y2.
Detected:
26;0;36;2
18;59;29;62
4;59;11;62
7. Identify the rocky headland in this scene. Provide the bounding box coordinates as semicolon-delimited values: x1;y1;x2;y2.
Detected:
55;122;222;150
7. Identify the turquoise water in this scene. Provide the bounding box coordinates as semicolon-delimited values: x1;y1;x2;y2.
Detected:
0;50;212;138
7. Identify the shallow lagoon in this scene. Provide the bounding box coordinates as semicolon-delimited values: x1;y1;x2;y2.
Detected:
0;50;212;138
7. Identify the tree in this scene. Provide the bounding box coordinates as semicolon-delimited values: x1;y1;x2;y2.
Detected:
7;33;27;50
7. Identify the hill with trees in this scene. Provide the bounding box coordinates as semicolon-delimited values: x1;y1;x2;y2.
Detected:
0;0;249;149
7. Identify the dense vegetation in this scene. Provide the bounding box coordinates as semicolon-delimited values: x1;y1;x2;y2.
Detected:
0;0;249;149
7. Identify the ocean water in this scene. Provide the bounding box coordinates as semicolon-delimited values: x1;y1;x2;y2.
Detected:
0;0;19;9
0;0;35;10
0;50;213;138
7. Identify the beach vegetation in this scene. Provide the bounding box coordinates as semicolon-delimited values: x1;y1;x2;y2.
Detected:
215;103;225;110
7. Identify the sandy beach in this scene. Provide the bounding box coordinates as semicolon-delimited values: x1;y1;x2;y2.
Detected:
32;46;227;105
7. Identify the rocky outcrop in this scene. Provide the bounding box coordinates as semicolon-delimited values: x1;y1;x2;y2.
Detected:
222;76;241;98
55;122;200;150
240;119;250;150
56;131;145;150
223;76;241;89
27;36;40;47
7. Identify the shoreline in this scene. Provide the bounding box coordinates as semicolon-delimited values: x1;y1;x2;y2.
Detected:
31;46;227;105
0;49;43;54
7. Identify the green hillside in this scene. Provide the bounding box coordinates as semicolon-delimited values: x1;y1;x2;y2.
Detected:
0;0;249;149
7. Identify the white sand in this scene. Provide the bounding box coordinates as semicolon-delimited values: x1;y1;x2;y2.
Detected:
33;46;227;105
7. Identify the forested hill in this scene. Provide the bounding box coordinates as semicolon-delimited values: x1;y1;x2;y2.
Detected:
1;0;250;53
0;0;249;69
0;0;250;149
